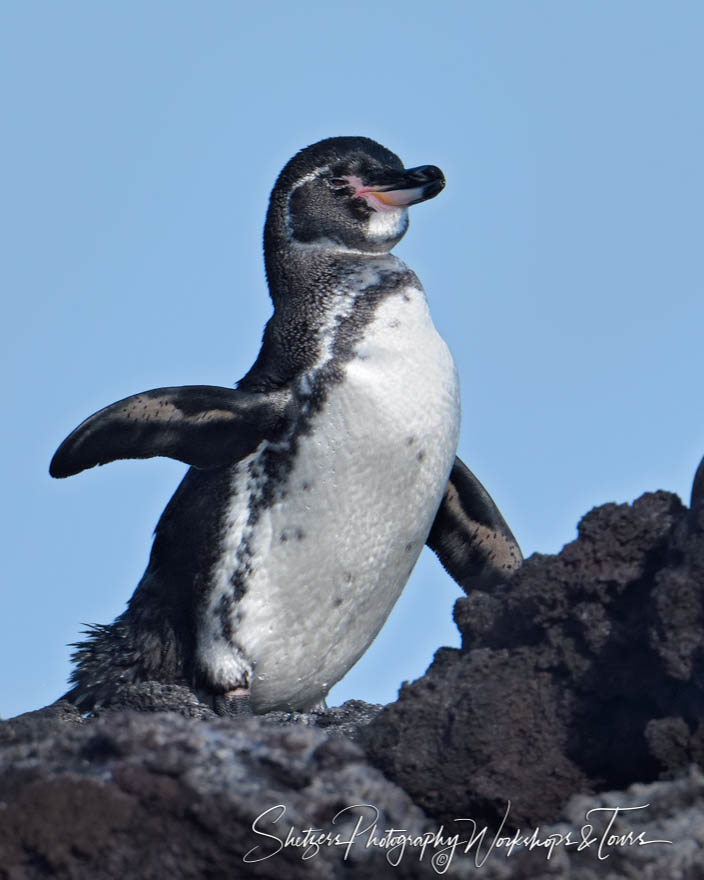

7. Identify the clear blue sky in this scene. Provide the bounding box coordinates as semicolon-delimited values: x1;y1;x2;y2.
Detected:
2;1;703;719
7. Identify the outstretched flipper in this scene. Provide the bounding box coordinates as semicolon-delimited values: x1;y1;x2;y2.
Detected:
427;456;522;590
50;385;292;478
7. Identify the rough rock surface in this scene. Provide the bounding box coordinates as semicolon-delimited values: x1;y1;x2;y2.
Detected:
364;489;704;831
0;706;432;880
2;464;704;879
455;766;704;879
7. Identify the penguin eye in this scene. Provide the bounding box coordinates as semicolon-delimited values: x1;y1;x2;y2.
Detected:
327;177;349;189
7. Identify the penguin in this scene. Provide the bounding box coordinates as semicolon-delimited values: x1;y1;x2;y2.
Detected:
50;136;522;714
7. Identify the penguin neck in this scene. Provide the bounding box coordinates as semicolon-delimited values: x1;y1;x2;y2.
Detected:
265;238;403;311
240;238;416;393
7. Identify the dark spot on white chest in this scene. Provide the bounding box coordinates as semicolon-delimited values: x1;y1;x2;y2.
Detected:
280;527;306;543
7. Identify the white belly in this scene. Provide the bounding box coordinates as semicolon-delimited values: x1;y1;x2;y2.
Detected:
199;284;460;711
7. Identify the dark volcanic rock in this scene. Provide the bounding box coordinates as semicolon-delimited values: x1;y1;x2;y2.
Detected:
0;699;84;746
262;699;385;744
3;468;704;878
0;709;431;880
99;680;219;718
364;490;704;829
98;683;384;744
470;766;704;880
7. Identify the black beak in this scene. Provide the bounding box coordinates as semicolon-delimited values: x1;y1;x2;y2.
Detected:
366;165;445;207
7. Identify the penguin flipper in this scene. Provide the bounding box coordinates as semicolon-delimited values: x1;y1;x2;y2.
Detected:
50;385;291;478
426;456;523;590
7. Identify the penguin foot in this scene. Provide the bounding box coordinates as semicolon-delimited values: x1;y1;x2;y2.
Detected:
212;688;254;717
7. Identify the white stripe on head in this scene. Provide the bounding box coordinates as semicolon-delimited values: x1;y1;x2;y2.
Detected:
284;166;330;240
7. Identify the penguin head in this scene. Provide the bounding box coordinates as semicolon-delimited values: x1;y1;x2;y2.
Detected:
265;136;445;258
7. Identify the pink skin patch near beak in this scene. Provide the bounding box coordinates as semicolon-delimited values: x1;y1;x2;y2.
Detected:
362;186;427;209
343;175;418;213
